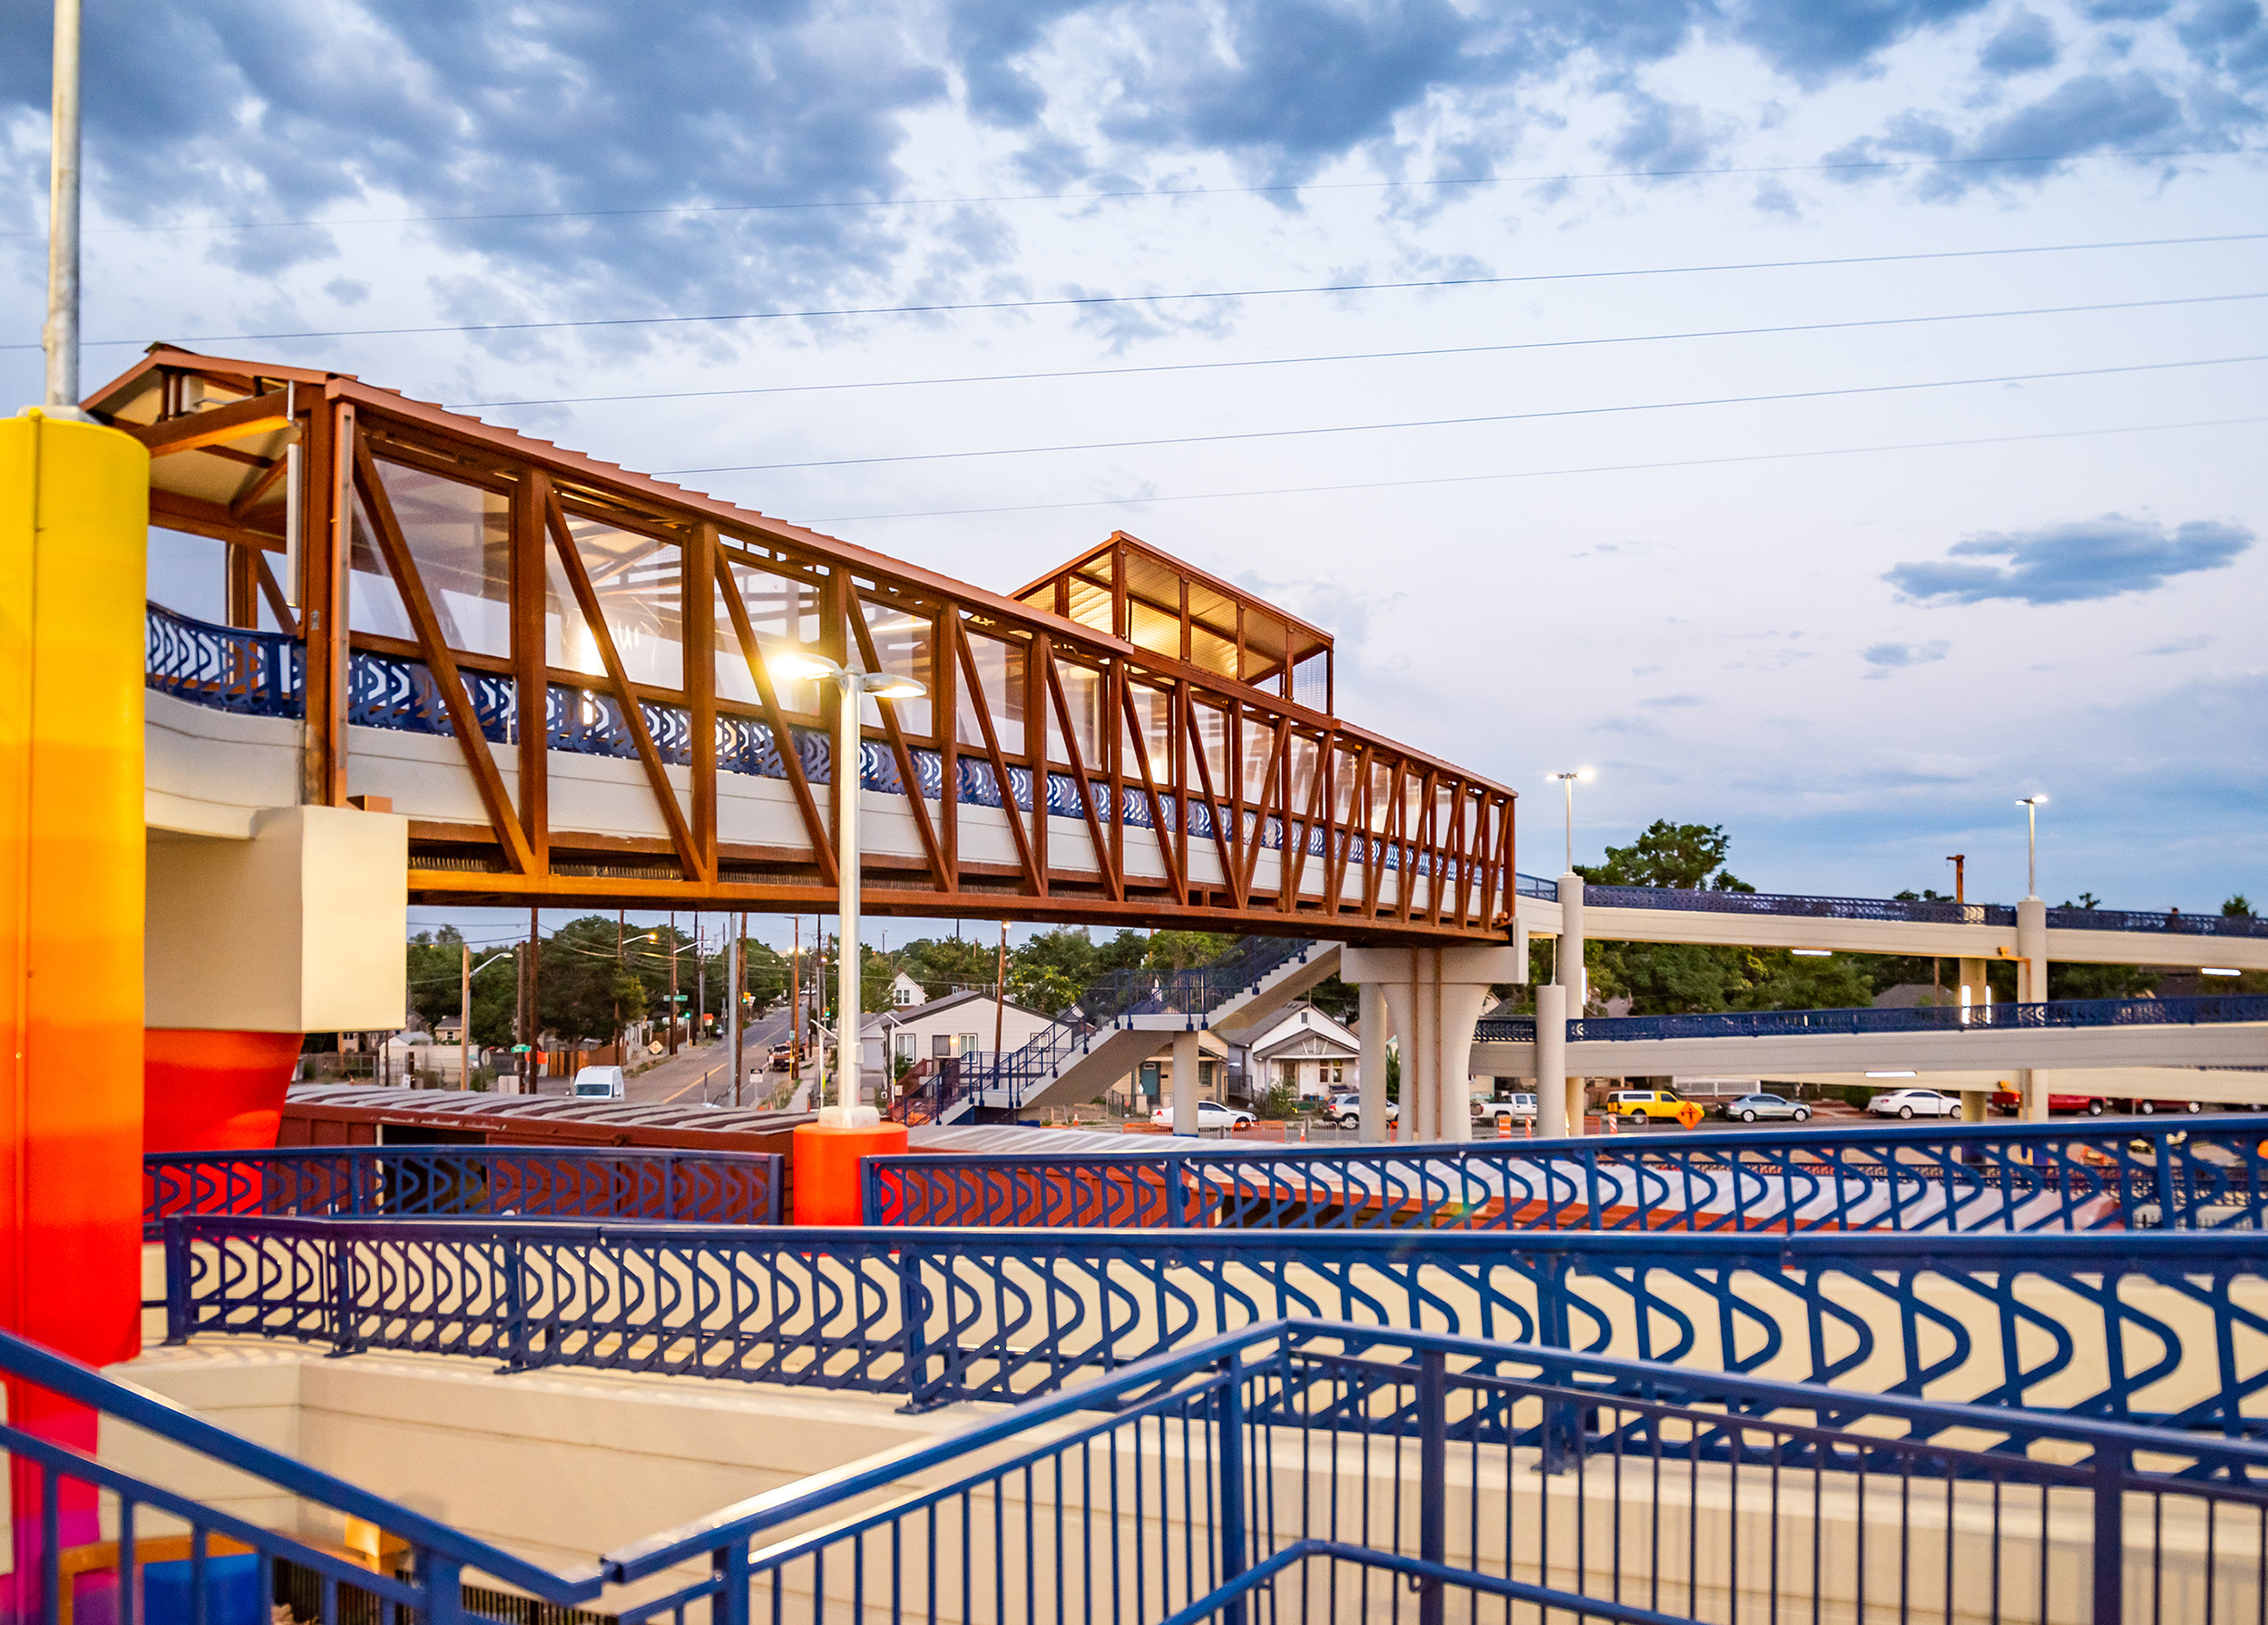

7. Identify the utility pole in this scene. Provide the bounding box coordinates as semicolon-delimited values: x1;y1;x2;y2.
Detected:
695;917;706;1048
459;942;471;1091
789;915;801;1081
668;911;680;1055
993;920;1007;1059
731;912;747;1108
44;0;83;410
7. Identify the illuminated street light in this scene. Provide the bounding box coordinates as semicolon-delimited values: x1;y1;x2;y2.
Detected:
1548;769;1590;874
2018;795;2048;900
767;651;929;1120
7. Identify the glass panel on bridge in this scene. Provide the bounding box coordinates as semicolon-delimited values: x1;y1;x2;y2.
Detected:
859;596;934;738
148;528;224;624
1240;710;1274;802
1128;598;1178;661
957;631;1026;758
372;461;510;659
716;559;821;717
1241;610;1288;694
1050;658;1101;767
347;490;411;640
551;514;681;691
1121;680;1171;786
1188;700;1228;796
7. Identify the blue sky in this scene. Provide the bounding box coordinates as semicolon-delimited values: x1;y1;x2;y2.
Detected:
5;0;2263;946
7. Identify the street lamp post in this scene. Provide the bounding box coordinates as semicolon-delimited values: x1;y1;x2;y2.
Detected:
767;651;926;1121
2018;796;2048;899
1549;770;1589;873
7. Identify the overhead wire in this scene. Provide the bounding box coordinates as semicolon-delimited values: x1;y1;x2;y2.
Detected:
659;352;2268;474
797;412;2268;524
28;230;2268;351
449;290;2268;409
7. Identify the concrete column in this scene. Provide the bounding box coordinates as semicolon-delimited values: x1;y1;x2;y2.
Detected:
2016;898;2049;1120
1565;1075;1589;1137
1536;984;1568;1138
1345;944;1518;1144
1953;958;1991;1121
1357;980;1391;1143
1171;1029;1201;1136
1557;873;1587;1013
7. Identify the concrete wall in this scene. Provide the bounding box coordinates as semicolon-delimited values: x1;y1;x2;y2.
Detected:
146;804;407;1032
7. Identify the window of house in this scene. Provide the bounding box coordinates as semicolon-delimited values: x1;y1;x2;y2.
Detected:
959;1033;981;1057
933;1034;953;1059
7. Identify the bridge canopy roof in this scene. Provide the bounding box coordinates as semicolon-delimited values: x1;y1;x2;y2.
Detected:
1013;532;1333;713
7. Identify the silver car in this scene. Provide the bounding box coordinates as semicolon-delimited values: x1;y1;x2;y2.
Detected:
1718;1092;1811;1124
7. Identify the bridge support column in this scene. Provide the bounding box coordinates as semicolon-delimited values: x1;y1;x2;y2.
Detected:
1555;874;1587;1136
1344;945;1520;1142
2017;899;2050;1121
1954;956;1994;1122
1535;984;1568;1138
1171;1028;1201;1137
2;410;148;1601
1357;982;1391;1141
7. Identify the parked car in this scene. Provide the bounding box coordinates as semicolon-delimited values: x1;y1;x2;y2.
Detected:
2132;1098;2204;1115
1716;1092;1812;1124
1150;1100;1257;1131
1607;1089;1692;1122
1866;1087;1960;1119
1474;1093;1539;1125
1989;1090;2117;1116
570;1065;625;1100
1325;1091;1397;1131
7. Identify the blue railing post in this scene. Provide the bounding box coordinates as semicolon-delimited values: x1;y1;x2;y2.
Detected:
1216;1358;1249;1625
1170;1154;1190;1228
162;1217;192;1346
2093;1444;2126;1625
423;1552;464;1625
1416;1348;1446;1625
328;1231;359;1358
711;1537;751;1625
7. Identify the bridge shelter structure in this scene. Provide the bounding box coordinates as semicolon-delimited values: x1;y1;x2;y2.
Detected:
103;345;1515;942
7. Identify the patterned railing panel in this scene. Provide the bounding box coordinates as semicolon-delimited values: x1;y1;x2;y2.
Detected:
2048;902;2268;938
143;1145;782;1237
865;1113;2268;1234
1471;992;2268;1045
166;1218;2268;1438
1579;882;2020;927
146;601;303;717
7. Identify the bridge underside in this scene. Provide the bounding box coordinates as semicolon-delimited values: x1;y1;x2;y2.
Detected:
110;347;1516;943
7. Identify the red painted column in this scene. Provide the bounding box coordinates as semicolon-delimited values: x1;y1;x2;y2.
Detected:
0;410;149;1610
143;1029;302;1154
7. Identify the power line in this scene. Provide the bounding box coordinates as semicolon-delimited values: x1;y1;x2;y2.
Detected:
13;144;2260;240
30;230;2268;352
450;290;2268;410
799;411;2268;524
659;352;2268;475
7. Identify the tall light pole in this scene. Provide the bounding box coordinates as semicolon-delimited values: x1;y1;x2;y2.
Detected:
2018;796;2048;899
44;0;83;410
768;651;925;1119
1549;770;1589;873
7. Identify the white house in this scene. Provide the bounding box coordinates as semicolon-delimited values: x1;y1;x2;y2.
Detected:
1242;1004;1360;1101
866;989;1060;1073
886;972;925;1008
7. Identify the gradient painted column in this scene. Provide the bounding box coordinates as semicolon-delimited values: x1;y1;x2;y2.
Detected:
0;408;148;1601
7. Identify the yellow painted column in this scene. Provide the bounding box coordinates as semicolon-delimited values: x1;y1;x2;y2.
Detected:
0;409;147;1477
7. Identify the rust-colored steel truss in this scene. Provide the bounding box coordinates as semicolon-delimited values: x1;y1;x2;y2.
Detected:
99;346;1516;944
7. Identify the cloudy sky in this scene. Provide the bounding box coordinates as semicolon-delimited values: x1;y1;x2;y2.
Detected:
5;0;2263;941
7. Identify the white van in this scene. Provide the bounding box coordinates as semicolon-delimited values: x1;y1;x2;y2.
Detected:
571;1065;626;1100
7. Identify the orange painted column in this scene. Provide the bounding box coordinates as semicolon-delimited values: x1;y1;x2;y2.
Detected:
792;1122;908;1225
0;409;149;1599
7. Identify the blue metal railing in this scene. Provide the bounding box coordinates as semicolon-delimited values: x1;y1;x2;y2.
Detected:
143;1145;783;1238
864;1112;2268;1234
1473;991;2268;1043
37;1308;2266;1625
1513;868;2268;938
165;1215;2268;1430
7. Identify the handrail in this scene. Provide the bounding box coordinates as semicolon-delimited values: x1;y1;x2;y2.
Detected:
864;1110;2268;1233
164;1214;2268;1428
1474;990;2268;1043
143;1143;785;1238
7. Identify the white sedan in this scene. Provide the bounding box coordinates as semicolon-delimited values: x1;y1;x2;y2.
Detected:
1150;1101;1256;1131
1866;1088;1962;1120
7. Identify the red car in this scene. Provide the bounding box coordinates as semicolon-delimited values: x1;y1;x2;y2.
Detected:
1989;1090;2116;1117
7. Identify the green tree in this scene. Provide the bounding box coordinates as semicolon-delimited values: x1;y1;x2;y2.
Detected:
404;928;517;1046
1578;821;1755;893
2226;895;2256;917
1010;927;1100;1014
1731;947;1876;1012
1143;930;1235;970
537;915;649;1044
898;935;998;1000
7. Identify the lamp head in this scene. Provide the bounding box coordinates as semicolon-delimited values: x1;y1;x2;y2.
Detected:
767;651;844;683
2018;794;2047;808
859;672;928;701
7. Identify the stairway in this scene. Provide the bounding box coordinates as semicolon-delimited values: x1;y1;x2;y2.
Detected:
885;936;1340;1125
